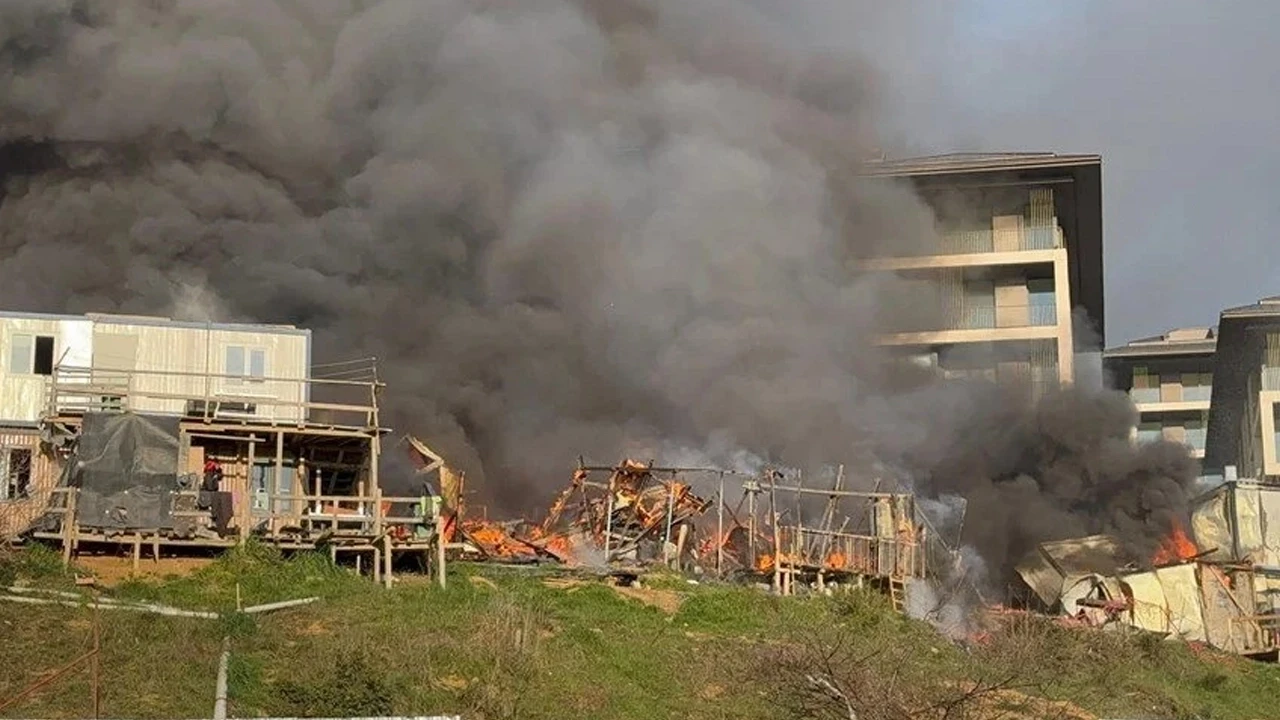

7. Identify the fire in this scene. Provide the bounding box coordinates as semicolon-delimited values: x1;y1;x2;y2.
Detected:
1152;519;1199;565
756;552;802;572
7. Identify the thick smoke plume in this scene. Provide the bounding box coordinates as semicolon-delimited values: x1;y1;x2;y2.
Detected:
0;0;1197;585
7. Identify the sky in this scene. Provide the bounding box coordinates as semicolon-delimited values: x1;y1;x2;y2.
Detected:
864;0;1280;347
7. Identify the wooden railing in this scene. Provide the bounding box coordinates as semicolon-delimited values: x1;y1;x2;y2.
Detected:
44;365;383;430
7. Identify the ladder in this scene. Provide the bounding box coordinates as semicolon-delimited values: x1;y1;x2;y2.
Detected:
888;576;906;613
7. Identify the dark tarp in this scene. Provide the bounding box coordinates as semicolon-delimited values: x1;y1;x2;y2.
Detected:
71;412;182;531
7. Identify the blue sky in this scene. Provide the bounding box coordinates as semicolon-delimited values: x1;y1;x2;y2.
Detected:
876;0;1280;346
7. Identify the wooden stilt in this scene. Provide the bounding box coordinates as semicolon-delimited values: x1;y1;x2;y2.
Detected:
436;517;447;590
132;535;141;574
383;534;393;589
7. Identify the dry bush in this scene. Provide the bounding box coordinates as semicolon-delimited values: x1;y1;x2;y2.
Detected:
760;624;1056;720
457;594;553;720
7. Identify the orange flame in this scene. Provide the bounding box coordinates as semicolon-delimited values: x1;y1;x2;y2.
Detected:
1152;519;1199;565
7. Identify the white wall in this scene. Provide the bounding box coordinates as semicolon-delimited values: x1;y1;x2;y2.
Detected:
0;317;93;424
0;315;310;426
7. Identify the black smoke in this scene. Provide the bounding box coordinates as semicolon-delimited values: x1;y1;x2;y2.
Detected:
0;0;1197;584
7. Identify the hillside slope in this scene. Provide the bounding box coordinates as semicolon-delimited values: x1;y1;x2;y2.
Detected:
1;545;1278;720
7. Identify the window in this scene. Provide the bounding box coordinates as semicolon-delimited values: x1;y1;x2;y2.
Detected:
1131;365;1160;403
1136;421;1162;444
226;346;266;383
0;448;31;500
1027;279;1057;326
7;334;54;376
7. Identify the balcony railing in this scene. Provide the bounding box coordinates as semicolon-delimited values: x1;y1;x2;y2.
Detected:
1182;385;1212;402
921;224;1063;258
1028;304;1057;326
1186;427;1207;451
1263;366;1280;391
1130;388;1161;404
43;364;383;431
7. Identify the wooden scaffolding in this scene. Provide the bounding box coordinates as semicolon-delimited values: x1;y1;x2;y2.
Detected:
24;361;446;587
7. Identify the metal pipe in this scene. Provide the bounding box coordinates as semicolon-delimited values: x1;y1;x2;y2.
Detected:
213;636;230;720
242;597;319;614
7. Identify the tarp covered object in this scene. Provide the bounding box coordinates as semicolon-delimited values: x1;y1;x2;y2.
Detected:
71;412;182;530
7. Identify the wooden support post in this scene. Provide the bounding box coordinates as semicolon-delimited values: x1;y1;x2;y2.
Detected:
370;427;381;529
383;533;393;590
132;535;141;574
91;599;101;719
675;523;689;573
603;472;615;565
769;477;781;594
436;514;447;590
373;547;381;585
152;536;160;563
243;440;256;543
716;473;725;578
62;489;77;566
273;431;284;534
747;485;756;568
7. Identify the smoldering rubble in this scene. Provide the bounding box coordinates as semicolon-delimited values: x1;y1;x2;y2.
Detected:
0;0;1197;585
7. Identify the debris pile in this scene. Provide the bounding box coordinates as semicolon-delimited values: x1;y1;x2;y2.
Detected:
1012;485;1280;659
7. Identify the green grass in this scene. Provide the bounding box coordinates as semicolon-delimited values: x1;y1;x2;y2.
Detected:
3;546;1280;719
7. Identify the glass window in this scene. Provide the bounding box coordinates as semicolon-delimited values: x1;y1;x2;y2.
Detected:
1;448;31;500
249;349;266;380
8;334;33;375
226;346;246;377
1136;421;1162;444
1185;420;1206;451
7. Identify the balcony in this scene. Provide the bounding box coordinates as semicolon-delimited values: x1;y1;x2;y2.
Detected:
938;224;1061;255
1263;366;1280;391
43;365;382;431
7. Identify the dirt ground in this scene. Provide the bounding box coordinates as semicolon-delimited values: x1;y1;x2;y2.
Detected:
71;554;213;587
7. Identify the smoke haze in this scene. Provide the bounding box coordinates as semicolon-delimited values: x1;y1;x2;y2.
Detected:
0;0;1196;583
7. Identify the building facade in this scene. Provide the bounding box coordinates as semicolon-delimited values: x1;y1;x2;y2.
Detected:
861;153;1104;398
1103;327;1215;458
1205;297;1280;481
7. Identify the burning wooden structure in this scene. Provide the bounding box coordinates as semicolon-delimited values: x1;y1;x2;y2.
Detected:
752;468;926;605
434;455;927;605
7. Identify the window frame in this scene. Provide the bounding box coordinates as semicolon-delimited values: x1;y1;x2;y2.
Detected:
0;447;32;501
225;344;268;384
7;333;56;377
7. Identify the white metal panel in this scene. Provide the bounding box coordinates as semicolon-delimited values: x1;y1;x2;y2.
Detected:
1259;487;1280;567
86;319;309;422
1190;486;1233;561
0;316;64;423
1122;571;1170;634
56;319;93;368
1156;564;1206;642
1235;485;1265;563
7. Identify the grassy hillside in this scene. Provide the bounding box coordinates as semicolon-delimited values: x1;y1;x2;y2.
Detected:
2;543;1278;720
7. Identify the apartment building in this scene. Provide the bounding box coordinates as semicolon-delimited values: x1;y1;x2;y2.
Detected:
1103;327;1215;458
1205;297;1280;481
861;153;1104;398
